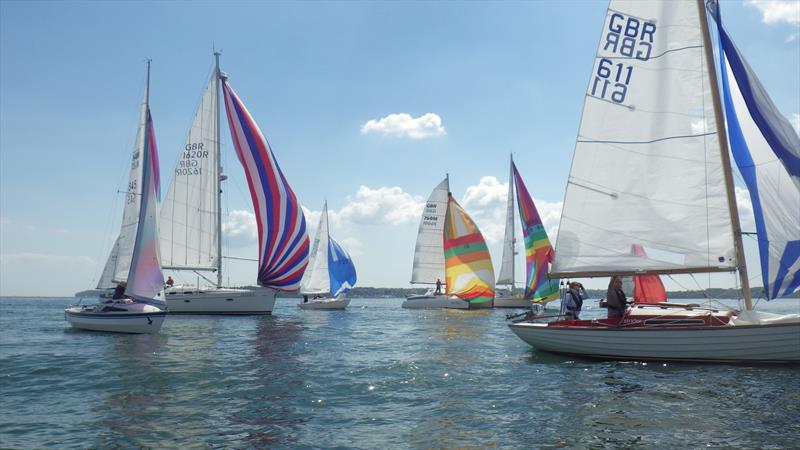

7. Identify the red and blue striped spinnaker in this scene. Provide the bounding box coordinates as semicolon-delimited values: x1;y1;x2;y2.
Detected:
513;162;559;303
221;80;309;291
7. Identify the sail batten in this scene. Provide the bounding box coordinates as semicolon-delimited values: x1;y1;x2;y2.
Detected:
552;0;736;276
444;194;495;303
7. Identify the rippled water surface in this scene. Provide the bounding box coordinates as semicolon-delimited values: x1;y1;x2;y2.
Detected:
1;297;799;448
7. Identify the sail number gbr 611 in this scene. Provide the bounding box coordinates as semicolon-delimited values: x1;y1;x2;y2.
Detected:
590;12;656;105
177;142;208;176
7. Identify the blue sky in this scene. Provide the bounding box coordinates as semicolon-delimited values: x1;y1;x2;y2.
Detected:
1;1;798;297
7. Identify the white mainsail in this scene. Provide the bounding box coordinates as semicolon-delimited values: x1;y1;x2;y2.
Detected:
410;177;449;284
112;78;150;283
300;202;331;295
160;70;220;272
496;156;516;286
552;0;736;277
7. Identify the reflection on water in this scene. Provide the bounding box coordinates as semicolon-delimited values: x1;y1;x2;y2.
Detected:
0;297;798;449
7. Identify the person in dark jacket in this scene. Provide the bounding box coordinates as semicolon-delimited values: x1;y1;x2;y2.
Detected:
606;276;629;320
564;281;587;320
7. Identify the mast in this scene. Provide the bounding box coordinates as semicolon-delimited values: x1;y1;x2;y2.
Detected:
697;0;753;310
214;51;223;288
509;154;515;289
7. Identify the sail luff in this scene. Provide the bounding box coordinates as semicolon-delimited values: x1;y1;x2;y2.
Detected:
497;155;516;286
214;52;223;288
696;0;752;310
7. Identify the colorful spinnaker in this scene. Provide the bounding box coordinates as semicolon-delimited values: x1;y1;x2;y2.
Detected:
221;79;310;291
328;237;357;297
444;194;495;303
512;162;559;303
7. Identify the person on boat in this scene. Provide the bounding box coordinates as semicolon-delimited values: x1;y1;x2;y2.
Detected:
165;276;174;288
605;276;629;322
564;281;587;320
303;295;309;303
111;282;127;300
434;278;442;295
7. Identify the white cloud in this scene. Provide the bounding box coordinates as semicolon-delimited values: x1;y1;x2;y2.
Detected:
360;113;446;139
691;118;709;135
746;0;800;25
735;186;756;232
459;176;563;244
787;32;799;42
337;237;363;257
221;210;258;247
789;113;800;135
337;186;424;225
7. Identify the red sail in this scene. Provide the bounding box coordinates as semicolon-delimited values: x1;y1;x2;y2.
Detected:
631;245;667;303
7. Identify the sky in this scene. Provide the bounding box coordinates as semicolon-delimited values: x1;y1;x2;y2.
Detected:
1;0;798;297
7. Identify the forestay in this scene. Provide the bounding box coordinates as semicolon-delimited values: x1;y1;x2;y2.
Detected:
716;11;800;299
160;71;220;271
496;158;516;286
125;109;165;304
222;79;309;290
328;237;357;296
300;203;331;295
410;177;449;284
444;195;495;303
552;0;736;276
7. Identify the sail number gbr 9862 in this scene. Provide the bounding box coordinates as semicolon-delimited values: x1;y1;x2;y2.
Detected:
177;142;208;176
590;12;656;105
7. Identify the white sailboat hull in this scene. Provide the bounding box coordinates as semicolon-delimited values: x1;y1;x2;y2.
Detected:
508;321;800;363
65;304;166;334
165;286;277;314
493;296;531;308
298;294;350;310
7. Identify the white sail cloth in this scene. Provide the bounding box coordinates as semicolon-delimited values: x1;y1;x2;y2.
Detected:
160;71;220;271
410;177;449;284
552;0;736;276
497;159;515;286
300;202;331;295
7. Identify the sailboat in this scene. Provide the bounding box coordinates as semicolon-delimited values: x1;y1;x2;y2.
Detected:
160;53;309;314
298;201;357;310
509;0;800;362
403;176;495;309
495;155;561;308
66;61;167;334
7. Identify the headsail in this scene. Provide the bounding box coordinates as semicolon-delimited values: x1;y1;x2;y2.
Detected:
410;177;449;284
496;156;516;287
328;237;357;296
552;0;736;277
97;236;120;289
715;9;800;299
630;245;667;304
444;194;495;303
125;108;165;304
221;79;310;291
513;163;559;303
160;70;220;272
300;203;331;295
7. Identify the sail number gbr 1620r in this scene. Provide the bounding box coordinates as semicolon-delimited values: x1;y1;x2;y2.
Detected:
177;142;208;176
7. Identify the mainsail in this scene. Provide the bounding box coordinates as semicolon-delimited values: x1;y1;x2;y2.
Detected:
328;237;357;296
125;108;165;304
715;9;800;299
300;203;331;295
221;79;310;291
444;194;495;303
513;162;559;303
111;76;151;283
552;0;736;277
410;177;449;284
160;70;220;272
496;157;516;287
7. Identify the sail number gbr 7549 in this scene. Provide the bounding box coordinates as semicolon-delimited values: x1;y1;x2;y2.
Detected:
176;142;208;176
590;11;656;105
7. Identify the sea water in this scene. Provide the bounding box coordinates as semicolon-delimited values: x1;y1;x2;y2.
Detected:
1;297;798;448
